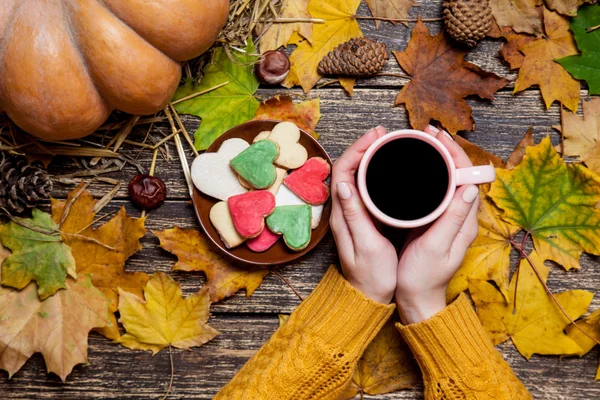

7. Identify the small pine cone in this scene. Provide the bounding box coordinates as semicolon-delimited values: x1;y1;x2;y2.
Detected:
318;38;388;77
0;155;53;215
443;0;492;48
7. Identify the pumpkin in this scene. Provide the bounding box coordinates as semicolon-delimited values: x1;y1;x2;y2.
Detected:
0;0;229;141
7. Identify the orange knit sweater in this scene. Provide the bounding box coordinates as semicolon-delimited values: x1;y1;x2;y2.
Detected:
215;266;531;399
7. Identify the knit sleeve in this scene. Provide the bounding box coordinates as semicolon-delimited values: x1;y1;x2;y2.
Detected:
396;293;532;400
214;265;396;400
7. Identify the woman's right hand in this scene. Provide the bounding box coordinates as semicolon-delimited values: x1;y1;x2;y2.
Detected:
330;126;398;304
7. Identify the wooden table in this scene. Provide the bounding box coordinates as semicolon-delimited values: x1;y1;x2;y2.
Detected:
3;2;599;399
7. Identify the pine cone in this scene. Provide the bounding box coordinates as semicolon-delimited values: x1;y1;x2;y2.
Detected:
443;0;492;48
318;38;388;77
0;155;53;215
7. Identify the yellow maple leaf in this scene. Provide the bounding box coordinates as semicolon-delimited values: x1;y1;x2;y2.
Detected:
447;189;520;302
51;186;148;340
514;7;580;112
283;0;363;93
489;136;600;271
154;227;270;302
260;0;313;53
565;309;600;379
0;275;110;381
117;272;219;354
470;251;593;359
556;97;600;175
341;316;419;399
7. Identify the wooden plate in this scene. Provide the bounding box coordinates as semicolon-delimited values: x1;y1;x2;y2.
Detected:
191;120;332;266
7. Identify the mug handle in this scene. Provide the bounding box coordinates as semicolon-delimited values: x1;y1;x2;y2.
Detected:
456;165;496;186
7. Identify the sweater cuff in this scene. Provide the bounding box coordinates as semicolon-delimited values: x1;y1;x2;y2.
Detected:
396;293;495;379
294;265;395;352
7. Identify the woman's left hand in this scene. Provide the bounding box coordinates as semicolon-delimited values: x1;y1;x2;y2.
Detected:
330;126;398;304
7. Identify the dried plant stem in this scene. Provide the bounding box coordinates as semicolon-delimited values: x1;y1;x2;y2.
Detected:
560;107;566;158
74;212;114;235
374;73;412;80
26;146;119;158
509;239;600;347
112;115;140;153
168;103;199;157
62;232;116;250
59;181;92;229
161;345;175;400
54;167;121;179
273;270;303;301
152;131;180;149
354;16;442;22
91;116;137;166
149;149;159;176
98;116;165;132
586;24;600;33
92;182;121;214
170;82;230;105
164;107;194;197
262;17;325;23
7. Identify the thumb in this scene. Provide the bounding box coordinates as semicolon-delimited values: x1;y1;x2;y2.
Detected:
421;185;479;253
336;181;380;242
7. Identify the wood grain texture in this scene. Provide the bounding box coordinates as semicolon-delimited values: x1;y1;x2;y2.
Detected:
4;1;599;398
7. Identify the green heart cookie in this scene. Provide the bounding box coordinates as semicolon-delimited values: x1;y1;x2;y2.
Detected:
230;140;279;189
266;205;312;251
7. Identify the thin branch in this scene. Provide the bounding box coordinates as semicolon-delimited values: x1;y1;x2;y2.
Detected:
161;344;175;400
59;181;92;229
509;239;600;347
168;103;199;157
373;72;412;80
61;232;116;250
273;270;303;301
586;24;600;33
262;17;325;23
170;82;230;105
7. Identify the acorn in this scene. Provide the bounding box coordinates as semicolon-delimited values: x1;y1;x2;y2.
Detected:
128;174;167;211
256;50;290;84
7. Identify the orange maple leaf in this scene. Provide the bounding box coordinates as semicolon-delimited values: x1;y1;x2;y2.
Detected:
393;17;509;134
252;95;322;138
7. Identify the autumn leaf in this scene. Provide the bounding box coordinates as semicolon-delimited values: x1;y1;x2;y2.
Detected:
117;272;219;354
393;18;509;134
341;316;419;399
260;0;312;53
514;8;580;112
488;24;535;69
447;189;520;302
454;135;505;168
489;0;542;35
505;127;535;169
489;136;600;271
252;95;321;138
365;0;417;29
545;0;592;17
173;40;260;150
52;186;148;340
0;209;76;300
0;275;110;381
470;251;593;359
154;227;270;302
283;0;363;93
554;97;600;174
565;309;600;379
557;4;600;95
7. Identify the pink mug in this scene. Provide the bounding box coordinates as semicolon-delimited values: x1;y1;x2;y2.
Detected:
357;129;496;228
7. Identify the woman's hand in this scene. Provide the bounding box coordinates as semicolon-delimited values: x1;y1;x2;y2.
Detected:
330;126;398;304
395;126;480;324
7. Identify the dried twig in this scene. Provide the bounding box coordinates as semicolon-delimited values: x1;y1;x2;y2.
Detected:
168;103;199;157
164;107;194;197
273;270;303;301
170;82;230;105
92;182;121;214
586;23;600;33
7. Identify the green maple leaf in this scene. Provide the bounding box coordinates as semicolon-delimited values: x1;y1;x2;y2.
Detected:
173;40;260;150
556;4;600;95
0;209;76;299
488;136;600;271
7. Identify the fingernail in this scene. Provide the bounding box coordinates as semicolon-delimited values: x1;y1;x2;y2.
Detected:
337;182;352;200
428;124;440;133
375;125;384;130
442;130;454;141
462;186;478;203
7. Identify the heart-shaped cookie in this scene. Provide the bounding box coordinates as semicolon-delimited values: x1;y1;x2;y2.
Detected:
228;191;276;238
239;167;286;195
267;205;312;251
191;138;249;201
246;228;280;252
275;185;324;229
210;201;245;249
283;157;330;205
253;130;271;143
231;140;279;189
269;122;308;169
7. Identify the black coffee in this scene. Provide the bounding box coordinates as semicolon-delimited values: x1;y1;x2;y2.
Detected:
366;138;449;221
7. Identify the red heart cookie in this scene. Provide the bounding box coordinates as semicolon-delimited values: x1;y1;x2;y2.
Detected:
283;157;331;205
246;228;281;252
228;191;276;238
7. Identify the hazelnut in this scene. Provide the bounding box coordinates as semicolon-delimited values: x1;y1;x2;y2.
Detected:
128;174;167;211
256;50;290;84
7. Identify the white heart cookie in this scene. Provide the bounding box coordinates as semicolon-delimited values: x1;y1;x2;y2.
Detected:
210;201;245;248
239;167;286;195
191;138;249;201
275;185;324;229
269;122;308;169
253;130;271;143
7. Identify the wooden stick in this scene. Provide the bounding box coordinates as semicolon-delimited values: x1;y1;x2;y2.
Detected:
169;103;199;157
170;82;229;105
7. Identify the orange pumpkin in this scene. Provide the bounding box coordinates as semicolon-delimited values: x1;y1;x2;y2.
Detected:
0;0;229;141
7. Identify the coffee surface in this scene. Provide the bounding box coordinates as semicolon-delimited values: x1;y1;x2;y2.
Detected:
366;138;449;221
